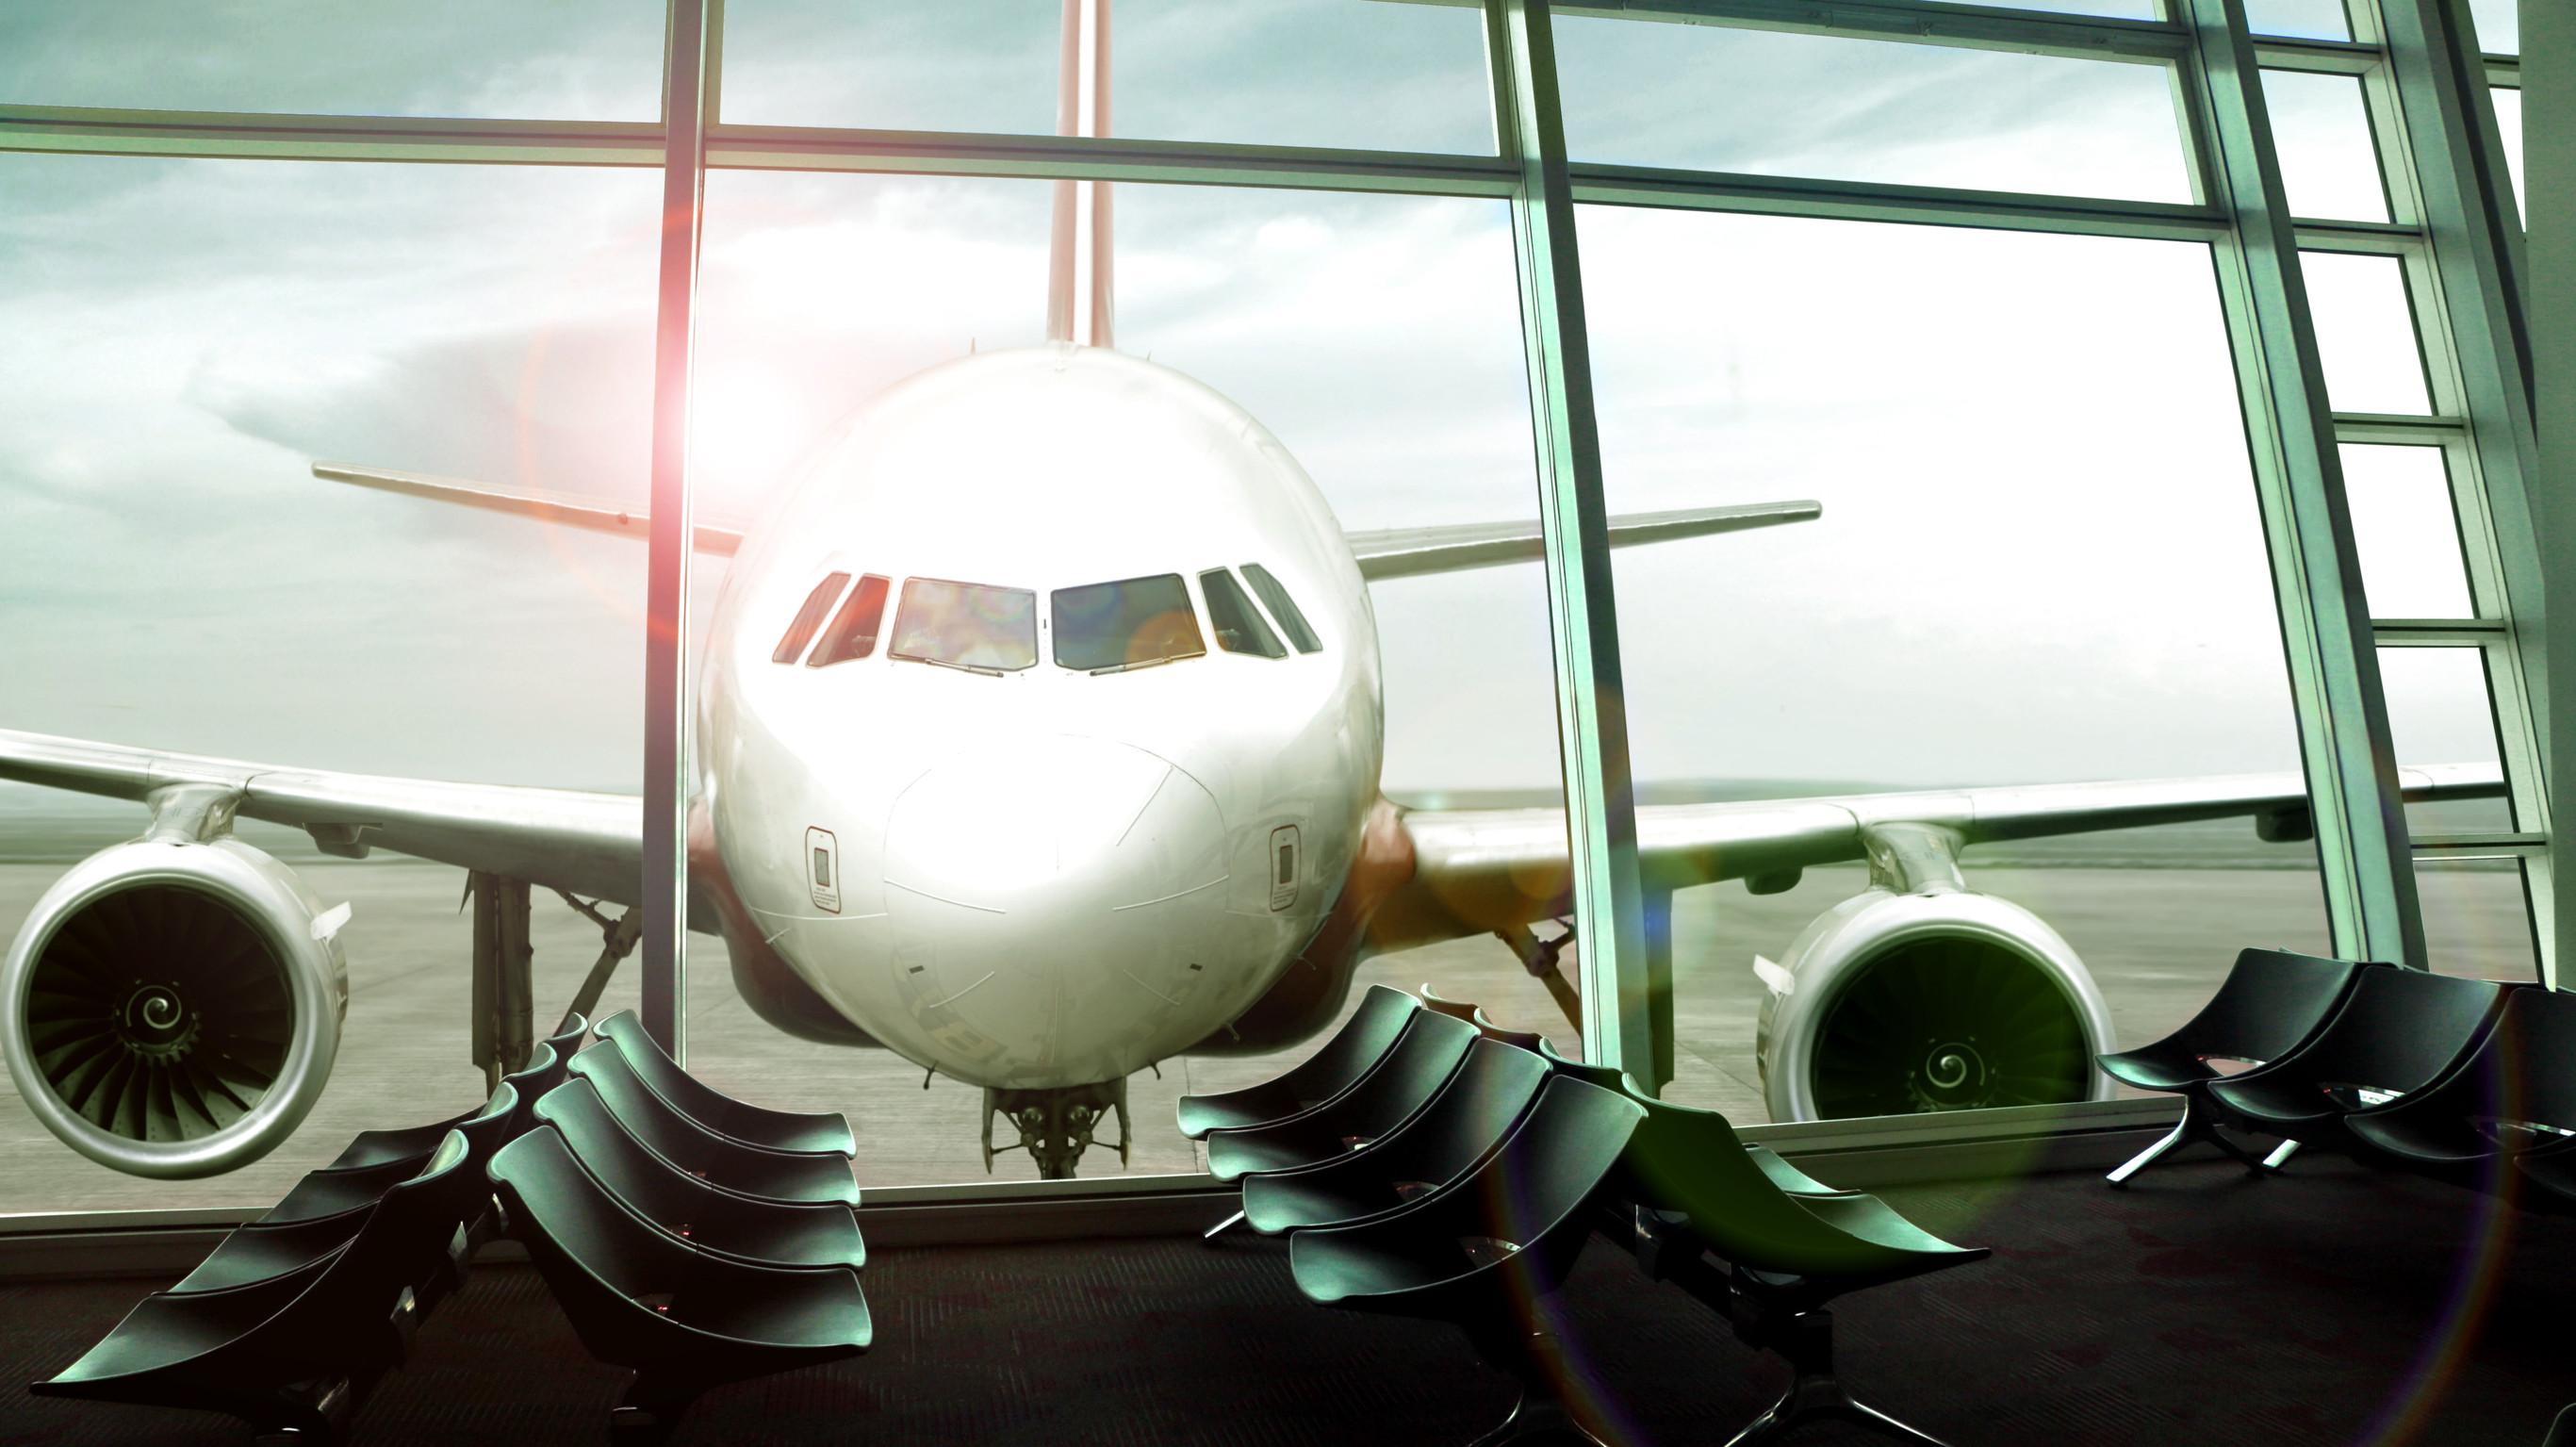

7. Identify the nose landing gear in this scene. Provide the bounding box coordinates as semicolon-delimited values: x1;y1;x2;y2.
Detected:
983;1078;1132;1178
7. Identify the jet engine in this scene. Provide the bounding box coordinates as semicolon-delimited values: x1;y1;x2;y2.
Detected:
1;835;349;1178
1753;823;2114;1124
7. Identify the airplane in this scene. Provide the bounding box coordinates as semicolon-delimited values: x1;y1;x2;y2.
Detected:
0;6;2507;1182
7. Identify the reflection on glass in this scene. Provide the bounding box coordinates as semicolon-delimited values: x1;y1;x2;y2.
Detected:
2263;70;2387;221
2303;252;2433;415
889;578;1038;673
0;1;664;119
1199;568;1286;659
1242;563;1321;653
1578;205;2324;1124
2244;0;2348;40
1051;573;1206;672
1552;22;2191;202
773;572;851;664
2414;857;2538;980
808;574;892;668
2339;446;2472;618
720;0;1491;154
2378;646;2508;837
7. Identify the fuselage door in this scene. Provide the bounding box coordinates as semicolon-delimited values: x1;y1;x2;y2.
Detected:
1268;825;1301;913
807;827;842;914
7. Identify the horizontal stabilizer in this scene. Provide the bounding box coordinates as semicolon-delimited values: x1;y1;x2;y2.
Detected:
311;463;751;558
1347;500;1821;582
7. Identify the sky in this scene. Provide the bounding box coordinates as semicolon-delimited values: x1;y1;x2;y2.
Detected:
0;0;2521;806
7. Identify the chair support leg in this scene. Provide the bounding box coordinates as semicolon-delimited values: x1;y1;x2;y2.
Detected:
2262;1139;2301;1172
1457;1320;1613;1447
610;1372;710;1447
1202;1209;1246;1242
2105;1097;2267;1186
1723;1309;1953;1447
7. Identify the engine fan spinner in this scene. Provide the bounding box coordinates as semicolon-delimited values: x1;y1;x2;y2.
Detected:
2;837;348;1178
1755;887;2115;1124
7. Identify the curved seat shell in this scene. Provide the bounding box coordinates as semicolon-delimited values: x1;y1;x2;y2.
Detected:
2099;949;2366;1093
1242;1039;1549;1235
1176;985;1418;1139
570;1049;860;1206
537;1077;865;1273
1206;1011;1475;1182
2206;970;2508;1141
596;1011;855;1157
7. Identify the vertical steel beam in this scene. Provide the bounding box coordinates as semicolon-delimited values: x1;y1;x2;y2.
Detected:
2529;0;2576;986
2183;0;2430;966
641;0;715;1058
2363;0;2554;980
1482;0;1655;1083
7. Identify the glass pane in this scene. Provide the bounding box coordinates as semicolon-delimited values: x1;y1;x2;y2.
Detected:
889;578;1040;672
682;170;1562;1187
0;1;664;120
2303;252;2433;414
719;0;1494;154
2244;0;2348;41
1580;206;2326;1123
2469;0;2518;55
0;153;660;1212
2378;647;2512;835
2416;858;2538;980
2340;444;2473;617
1052;573;1206;672
2263;70;2387;221
2494;87;2526;220
1201;568;1288;659
1553;22;2191;202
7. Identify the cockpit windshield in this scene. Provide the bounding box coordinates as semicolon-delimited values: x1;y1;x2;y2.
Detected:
1199;568;1287;659
889;578;1038;674
1052;574;1206;673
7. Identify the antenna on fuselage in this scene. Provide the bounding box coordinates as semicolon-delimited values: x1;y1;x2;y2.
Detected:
1046;0;1114;350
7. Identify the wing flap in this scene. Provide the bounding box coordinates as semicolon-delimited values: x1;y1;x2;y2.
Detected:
311;462;750;557
1348;500;1820;582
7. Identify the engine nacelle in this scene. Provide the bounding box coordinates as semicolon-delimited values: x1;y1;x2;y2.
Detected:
2;837;348;1178
1755;886;2115;1123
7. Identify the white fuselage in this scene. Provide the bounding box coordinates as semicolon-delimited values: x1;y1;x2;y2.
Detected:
698;345;1384;1090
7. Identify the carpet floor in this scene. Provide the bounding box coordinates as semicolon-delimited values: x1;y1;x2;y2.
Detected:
2;1149;2571;1446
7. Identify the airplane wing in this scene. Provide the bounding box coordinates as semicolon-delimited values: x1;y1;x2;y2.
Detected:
312;461;1816;581
1346;501;1821;582
0;729;645;910
1370;764;2510;951
311;463;752;558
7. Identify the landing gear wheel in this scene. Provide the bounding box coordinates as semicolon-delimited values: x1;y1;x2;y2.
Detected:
1808;939;2088;1120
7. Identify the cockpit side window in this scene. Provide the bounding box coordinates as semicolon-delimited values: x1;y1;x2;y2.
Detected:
1053;574;1206;673
1241;564;1321;654
1199;568;1287;659
889;577;1038;674
807;573;893;668
773;571;850;664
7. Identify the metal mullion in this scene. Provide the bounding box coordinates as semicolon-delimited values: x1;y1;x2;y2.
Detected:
2252;36;2382;75
708;126;1519;197
2183;0;2427;968
2292;219;2422;255
1483;0;1656;1086
1400;0;2189;60
0;105;663;166
1569;161;2227;239
639;0;716;1058
2355;0;2554;979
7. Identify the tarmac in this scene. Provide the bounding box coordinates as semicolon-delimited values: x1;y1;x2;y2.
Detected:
0;817;2536;1216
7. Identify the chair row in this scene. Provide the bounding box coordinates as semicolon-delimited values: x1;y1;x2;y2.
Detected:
33;1013;593;1441
2101;947;2576;1208
1180;984;1987;1447
489;1011;870;1445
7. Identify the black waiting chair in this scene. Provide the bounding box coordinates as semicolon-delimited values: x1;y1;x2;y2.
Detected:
2205;968;2512;1159
2341;988;2576;1190
488;1127;871;1445
537;1077;866;1273
309;1014;582;1176
569;1046;861;1206
1534;1038;1851;1200
1242;1037;1552;1235
1205;1010;1477;1182
35;1127;488;1442
1176;984;1419;1139
2099;948;2372;1184
1605;1090;1987;1446
1292;1076;1648;1446
595;1011;855;1157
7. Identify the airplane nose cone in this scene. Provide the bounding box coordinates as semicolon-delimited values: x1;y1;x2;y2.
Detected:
882;737;1233;1085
